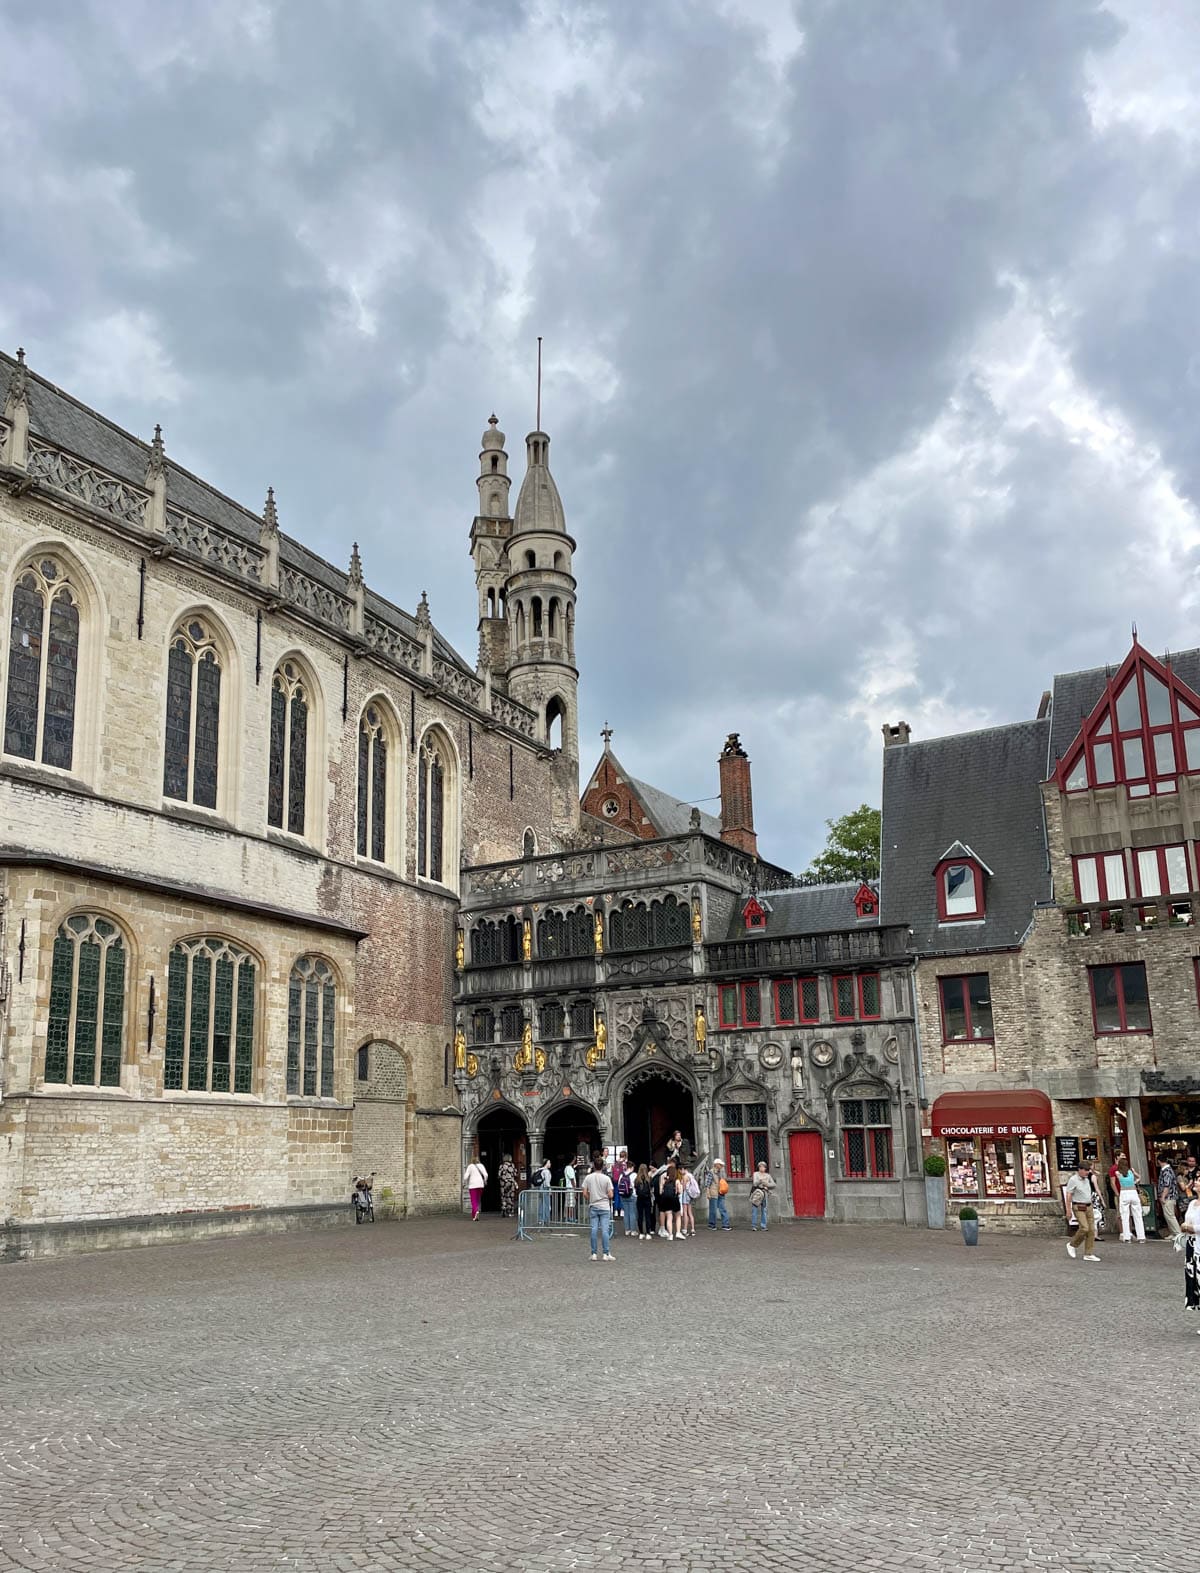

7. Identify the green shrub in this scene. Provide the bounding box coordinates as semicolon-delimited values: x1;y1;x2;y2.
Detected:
923;1153;947;1177
958;1206;978;1221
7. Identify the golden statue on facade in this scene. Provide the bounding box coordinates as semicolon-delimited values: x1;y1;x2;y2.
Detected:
594;912;604;954
466;1053;478;1079
455;929;465;971
594;1014;607;1058
694;1006;707;1051
534;1047;546;1074
514;1019;534;1072
453;1025;466;1070
522;919;532;962
692;901;702;944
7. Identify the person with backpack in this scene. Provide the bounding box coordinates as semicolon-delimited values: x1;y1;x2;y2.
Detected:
657;1161;682;1240
617;1155;638;1236
706;1158;731;1230
633;1162;654;1239
749;1161;777;1232
612;1148;630;1230
678;1164;700;1237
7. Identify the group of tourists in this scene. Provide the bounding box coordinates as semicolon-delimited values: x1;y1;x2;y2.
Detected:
1062;1148;1200;1331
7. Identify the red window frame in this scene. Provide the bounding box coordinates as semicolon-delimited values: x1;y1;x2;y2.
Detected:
774;976;820;1026
1058;644;1200;798
722;1102;769;1179
1071;852;1129;903
937;973;995;1043
833;973;879;1022
740;981;762;1027
839;1098;894;1179
832;974;857;1021
773;978;795;1026
718;981;763;1029
935;857;984;921
1131;843;1190;898
1088;962;1152;1035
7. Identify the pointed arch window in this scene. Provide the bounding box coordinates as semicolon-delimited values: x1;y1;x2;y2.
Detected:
609;894;691;951
163;618;222;808
45;914;126;1086
164;937;256;1093
268;661;308;835
357;706;388;862
287;956;336;1097
1059;646;1200;798
537;905;592;959
4;556;79;770
418;735;447;881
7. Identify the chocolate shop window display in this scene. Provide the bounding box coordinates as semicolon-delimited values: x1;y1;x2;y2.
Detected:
930;1092;1056;1208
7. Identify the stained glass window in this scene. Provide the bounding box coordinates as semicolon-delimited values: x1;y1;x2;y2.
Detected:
163;618;222;808
268;663;309;835
163;937;255;1093
4;558;79;770
43;914;125;1086
419;734;449;881
357;707;388;862
286;956;337;1097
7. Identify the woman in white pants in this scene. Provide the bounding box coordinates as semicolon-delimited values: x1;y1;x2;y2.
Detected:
1115;1154;1145;1242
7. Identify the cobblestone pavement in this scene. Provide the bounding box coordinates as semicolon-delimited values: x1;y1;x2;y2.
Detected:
0;1215;1191;1572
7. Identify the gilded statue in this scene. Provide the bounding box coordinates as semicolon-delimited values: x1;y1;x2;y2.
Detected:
534;1047;546;1074
454;929;465;971
453;1025;466;1070
594;1015;607;1058
515;1019;534;1072
465;1053;478;1079
593;912;604;955
522;919;532;962
694;1006;707;1051
585;1044;601;1070
691;901;702;944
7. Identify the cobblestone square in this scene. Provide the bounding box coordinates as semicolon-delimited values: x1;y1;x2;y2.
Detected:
0;1218;1190;1572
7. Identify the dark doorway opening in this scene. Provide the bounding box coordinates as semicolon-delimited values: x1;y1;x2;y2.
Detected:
475;1107;528;1213
544;1102;602;1184
622;1072;696;1167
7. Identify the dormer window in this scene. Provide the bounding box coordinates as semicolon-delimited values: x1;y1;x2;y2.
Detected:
934;844;989;922
742;896;767;932
853;882;878;920
1058;642;1200;799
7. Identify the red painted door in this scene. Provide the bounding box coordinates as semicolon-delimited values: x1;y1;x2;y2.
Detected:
789;1131;826;1218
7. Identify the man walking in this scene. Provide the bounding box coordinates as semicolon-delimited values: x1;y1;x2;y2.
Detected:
706;1158;731;1230
1158;1155;1183;1239
582;1154;616;1261
1065;1160;1100;1261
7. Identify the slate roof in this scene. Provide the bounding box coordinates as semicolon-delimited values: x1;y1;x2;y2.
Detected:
721;882;877;940
1047;647;1200;769
881;717;1052;955
625;772;723;839
1;350;473;674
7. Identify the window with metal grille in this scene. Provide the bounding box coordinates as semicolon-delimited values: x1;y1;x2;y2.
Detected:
539;1001;565;1038
840;1098;893;1178
470;916;521;966
4;557;79;771
721;1102;769;1179
609;894;690;951
569;999;594;1037
718;983;739;1028
740;981;762;1026
163;618;221;808
268;662;309;836
471;1008;495;1045
165;937;256;1094
499;1005;525;1041
537;905;592;959
773;977;819;1024
286;956;336;1097
357;706;388;861
44;914;125;1087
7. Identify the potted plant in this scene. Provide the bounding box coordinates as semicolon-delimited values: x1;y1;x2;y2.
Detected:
959;1205;980;1246
923;1152;947;1230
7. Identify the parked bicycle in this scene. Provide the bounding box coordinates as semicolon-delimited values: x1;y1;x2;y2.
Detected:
351;1173;376;1224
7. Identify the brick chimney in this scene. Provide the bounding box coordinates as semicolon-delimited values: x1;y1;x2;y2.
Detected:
718;733;757;856
882;721;911;748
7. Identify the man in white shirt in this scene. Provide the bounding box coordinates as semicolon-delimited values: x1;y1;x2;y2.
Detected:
1064;1162;1100;1261
562;1157;577;1218
581;1155;616;1261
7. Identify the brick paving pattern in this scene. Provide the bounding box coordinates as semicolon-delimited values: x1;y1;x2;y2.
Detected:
0;1217;1191;1571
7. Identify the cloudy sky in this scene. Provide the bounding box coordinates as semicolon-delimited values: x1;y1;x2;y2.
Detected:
4;0;1199;871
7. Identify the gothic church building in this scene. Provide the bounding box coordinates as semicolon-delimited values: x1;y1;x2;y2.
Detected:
0;347;579;1256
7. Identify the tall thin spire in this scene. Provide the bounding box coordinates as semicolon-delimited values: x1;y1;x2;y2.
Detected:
536;336;542;431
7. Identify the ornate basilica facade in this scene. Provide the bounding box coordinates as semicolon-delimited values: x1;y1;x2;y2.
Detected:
0;347;579;1256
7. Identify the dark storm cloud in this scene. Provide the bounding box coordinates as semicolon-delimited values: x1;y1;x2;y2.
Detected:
2;0;1197;869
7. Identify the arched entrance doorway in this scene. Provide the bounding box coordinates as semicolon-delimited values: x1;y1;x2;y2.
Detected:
475;1106;528;1213
622;1068;696;1167
543;1101;602;1183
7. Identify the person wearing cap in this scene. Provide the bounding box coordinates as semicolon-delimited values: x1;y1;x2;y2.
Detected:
706;1159;731;1231
1064;1160;1101;1261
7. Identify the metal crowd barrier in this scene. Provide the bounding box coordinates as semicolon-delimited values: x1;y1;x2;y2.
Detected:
515;1186;588;1241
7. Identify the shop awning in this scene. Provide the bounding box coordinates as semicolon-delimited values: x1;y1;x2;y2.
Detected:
930;1090;1053;1139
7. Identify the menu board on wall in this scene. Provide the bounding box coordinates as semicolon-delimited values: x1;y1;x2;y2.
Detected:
1082;1137;1098;1162
1055;1136;1080;1171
